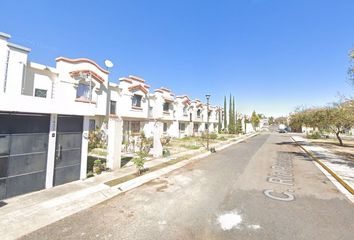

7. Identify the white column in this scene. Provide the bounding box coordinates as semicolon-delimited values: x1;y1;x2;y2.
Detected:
45;114;57;189
80;116;90;179
152;121;163;157
107;117;123;170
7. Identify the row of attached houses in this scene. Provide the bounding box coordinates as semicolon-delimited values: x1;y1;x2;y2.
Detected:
0;32;222;200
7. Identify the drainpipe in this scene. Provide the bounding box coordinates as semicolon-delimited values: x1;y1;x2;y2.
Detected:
20;61;27;95
3;49;10;93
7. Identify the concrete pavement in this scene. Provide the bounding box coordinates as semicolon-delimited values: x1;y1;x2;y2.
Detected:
0;133;257;240
20;133;354;240
292;135;354;203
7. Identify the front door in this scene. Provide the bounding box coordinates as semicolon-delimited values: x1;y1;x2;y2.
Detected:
54;115;83;186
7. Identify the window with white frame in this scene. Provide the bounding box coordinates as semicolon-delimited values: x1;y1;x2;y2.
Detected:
132;95;142;108
34;88;47;98
193;123;199;132
179;123;186;132
183;106;188;115
89;119;96;131
163;102;170;112
110;100;117;115
76;83;92;101
197;109;201;118
131;121;141;134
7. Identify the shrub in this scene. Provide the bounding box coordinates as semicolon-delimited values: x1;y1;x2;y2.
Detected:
132;151;148;175
307;132;321;139
88;129;106;151
161;136;171;146
209;133;218;139
163;148;171;157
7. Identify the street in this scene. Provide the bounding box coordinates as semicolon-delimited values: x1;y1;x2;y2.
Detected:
21;133;354;240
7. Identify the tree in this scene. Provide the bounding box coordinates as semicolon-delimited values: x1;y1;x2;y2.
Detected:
349;50;354;87
228;94;232;133
274;116;287;125
218;108;222;133
236;118;243;134
251;110;260;129
268;116;274;125
290;100;354;146
223;96;227;131
233;96;236;130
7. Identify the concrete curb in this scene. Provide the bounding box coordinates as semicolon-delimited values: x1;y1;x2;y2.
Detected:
291;136;354;195
0;132;259;240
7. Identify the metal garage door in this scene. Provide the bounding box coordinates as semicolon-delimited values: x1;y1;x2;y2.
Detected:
0;112;50;200
54;115;83;186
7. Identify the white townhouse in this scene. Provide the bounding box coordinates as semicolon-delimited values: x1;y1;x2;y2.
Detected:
208;105;220;133
174;95;194;137
148;87;177;137
0;32;224;200
189;99;206;135
116;75;151;143
0;32;121;200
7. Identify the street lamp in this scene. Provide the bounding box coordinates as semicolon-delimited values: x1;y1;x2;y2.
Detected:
205;94;211;150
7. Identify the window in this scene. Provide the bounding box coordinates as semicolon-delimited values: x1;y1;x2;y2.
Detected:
193;123;199;132
179;123;186;132
163;123;168;133
163;102;170;112
131;121;140;134
205;123;209;129
183;106;188;115
208;111;211;118
148;107;153;118
34;88;47;98
76;83;92;100
132;95;142;108
110;100;117;115
89;119;96;131
197;109;201;118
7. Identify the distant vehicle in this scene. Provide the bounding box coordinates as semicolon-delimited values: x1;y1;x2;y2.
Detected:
278;124;287;130
278;129;287;133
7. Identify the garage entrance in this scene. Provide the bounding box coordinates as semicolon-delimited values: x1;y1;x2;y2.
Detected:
0;112;50;200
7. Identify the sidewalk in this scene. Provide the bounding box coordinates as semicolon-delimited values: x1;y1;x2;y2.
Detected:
0;132;258;240
291;136;354;203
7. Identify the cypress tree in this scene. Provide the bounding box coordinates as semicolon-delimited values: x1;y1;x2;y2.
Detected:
232;96;236;133
218;108;222;133
228;94;232;133
223;96;227;132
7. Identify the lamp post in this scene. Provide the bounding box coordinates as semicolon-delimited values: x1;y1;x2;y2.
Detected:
205;94;211;150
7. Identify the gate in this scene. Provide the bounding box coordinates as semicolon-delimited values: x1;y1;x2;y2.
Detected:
0;112;49;200
54;115;83;186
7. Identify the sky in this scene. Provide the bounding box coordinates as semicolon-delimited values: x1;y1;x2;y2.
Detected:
1;0;353;117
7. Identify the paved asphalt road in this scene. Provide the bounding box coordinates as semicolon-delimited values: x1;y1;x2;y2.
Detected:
22;133;354;240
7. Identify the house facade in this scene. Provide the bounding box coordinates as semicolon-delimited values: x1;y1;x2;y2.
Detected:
0;32;222;200
0;32;123;200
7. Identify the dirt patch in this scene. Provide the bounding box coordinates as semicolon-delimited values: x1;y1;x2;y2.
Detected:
156;184;169;192
145;179;168;186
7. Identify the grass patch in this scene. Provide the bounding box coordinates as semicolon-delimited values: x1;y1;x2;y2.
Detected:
89;148;108;157
104;154;194;187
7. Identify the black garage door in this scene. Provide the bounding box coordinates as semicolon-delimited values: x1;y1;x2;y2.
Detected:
0;112;50;200
54;115;83;186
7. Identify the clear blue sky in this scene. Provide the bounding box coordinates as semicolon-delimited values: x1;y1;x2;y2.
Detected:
1;0;353;117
